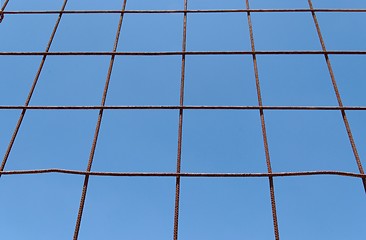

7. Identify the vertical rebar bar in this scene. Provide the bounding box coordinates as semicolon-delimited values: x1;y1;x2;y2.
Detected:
245;0;280;239
307;0;366;192
0;0;69;174
173;0;188;239
72;0;128;239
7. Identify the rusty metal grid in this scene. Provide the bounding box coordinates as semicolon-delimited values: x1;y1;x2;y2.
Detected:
0;0;365;239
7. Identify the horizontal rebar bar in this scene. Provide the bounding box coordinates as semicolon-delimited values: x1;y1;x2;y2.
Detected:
1;51;365;56
2;9;366;15
0;105;365;110
0;169;364;178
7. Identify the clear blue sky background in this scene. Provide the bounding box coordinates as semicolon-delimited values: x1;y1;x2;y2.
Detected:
0;0;366;239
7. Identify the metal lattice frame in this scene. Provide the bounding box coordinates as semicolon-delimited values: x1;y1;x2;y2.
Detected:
0;0;365;239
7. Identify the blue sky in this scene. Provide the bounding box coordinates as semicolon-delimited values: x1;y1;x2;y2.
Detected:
0;0;366;239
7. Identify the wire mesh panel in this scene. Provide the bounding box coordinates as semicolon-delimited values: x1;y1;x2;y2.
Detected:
0;0;365;239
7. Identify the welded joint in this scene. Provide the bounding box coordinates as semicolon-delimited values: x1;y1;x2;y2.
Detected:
0;10;4;23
